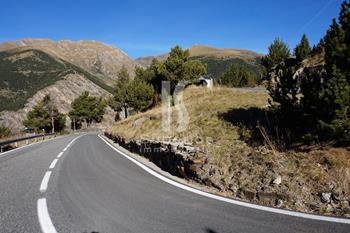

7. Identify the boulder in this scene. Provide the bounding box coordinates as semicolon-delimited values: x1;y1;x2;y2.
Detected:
321;192;332;203
272;175;282;185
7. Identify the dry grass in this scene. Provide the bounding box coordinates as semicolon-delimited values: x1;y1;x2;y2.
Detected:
109;85;268;162
188;45;263;60
108;85;350;216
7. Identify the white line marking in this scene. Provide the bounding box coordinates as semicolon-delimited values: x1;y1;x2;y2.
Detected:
49;159;58;169
56;136;82;158
98;134;350;224
36;135;83;233
37;198;57;233
39;171;52;193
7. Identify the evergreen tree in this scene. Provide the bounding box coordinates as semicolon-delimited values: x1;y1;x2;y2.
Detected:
268;60;300;115
112;77;155;118
23;95;65;133
263;38;297;121
69;91;106;128
299;67;326;133
116;65;130;87
294;34;312;62
261;38;290;72
110;66;131;114
135;59;165;94
320;0;350;141
126;78;155;112
163;45;207;94
218;64;256;87
134;46;206;97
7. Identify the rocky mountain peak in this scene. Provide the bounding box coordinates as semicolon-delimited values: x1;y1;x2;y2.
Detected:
0;38;137;85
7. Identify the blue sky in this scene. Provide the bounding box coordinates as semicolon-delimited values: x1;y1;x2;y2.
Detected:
0;0;343;58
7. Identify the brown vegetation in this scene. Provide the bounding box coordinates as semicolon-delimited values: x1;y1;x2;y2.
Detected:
108;86;350;216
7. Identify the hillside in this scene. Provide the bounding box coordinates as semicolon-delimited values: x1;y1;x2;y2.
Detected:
0;47;113;112
0;73;114;132
135;53;168;67
107;86;350;217
136;45;263;79
188;45;263;61
0;39;137;86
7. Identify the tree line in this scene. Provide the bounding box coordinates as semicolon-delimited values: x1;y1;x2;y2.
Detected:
109;45;207;118
262;0;350;145
20;46;208;133
22;92;106;133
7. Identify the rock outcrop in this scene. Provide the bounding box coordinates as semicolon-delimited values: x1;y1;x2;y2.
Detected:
0;74;113;132
0;39;137;85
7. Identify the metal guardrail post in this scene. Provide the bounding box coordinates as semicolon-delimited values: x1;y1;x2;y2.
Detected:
0;133;55;153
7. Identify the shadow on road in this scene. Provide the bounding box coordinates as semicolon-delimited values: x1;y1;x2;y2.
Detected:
205;228;219;233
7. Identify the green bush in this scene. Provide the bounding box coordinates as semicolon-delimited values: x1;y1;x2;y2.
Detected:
0;125;11;139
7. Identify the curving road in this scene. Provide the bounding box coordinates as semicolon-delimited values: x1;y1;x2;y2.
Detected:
0;134;349;233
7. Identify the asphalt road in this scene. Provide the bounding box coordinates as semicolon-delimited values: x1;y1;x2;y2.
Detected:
0;134;349;233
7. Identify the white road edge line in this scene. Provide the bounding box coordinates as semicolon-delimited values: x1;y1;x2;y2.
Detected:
37;198;57;233
56;152;63;158
98;134;350;224
0;135;66;157
49;159;58;169
39;171;52;193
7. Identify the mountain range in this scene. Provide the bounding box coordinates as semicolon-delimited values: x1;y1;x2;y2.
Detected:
136;45;263;78
0;39;263;132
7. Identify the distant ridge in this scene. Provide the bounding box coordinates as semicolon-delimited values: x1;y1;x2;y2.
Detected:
136;45;263;79
0;38;137;86
0;38;138;131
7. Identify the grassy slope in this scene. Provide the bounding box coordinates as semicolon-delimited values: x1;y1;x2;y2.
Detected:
110;86;268;160
109;86;350;216
0;49;113;111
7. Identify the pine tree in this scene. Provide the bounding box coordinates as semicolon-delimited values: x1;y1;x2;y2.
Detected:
69;92;106;127
111;66;131;115
116;65;130;87
320;0;350;141
135;59;165;94
23;95;65;133
268;60;300;113
218;64;256;87
125;78;155;112
112;77;155;118
294;34;312;62
163;45;207;94
263;38;296;115
261;38;290;72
